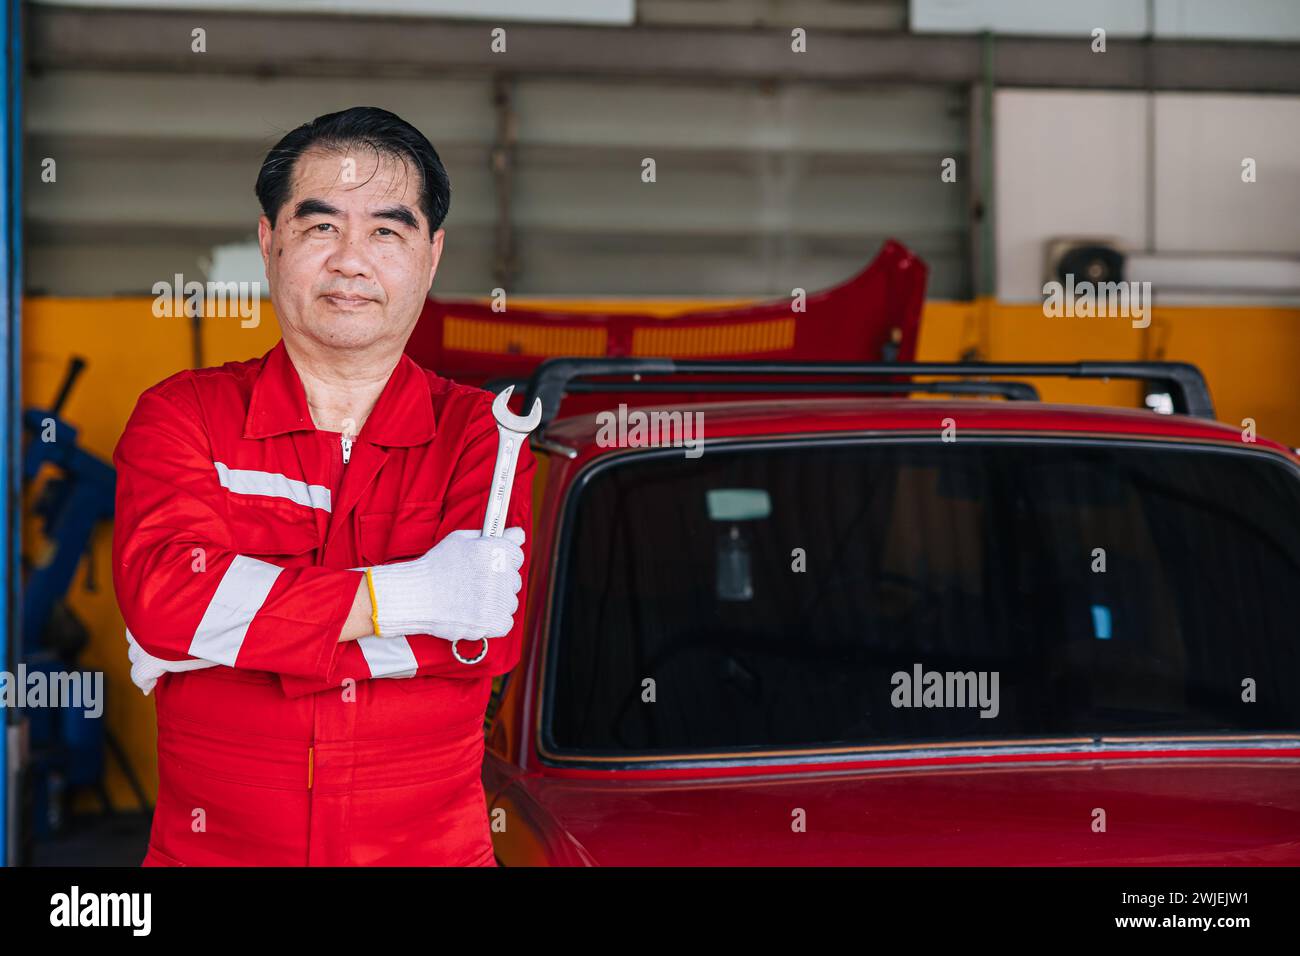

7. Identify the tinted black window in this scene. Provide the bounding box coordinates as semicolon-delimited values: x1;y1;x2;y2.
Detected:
548;440;1300;753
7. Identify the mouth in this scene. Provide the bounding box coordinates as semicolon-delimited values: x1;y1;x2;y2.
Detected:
322;293;377;309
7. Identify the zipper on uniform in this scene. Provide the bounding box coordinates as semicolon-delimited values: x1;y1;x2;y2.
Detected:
306;429;346;812
312;430;348;798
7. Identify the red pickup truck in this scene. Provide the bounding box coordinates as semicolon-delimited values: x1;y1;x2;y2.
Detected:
410;245;1300;866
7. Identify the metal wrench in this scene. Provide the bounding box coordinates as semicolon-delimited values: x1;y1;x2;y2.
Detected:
453;385;542;664
481;385;542;537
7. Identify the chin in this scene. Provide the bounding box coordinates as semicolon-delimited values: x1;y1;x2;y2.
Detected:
308;315;391;351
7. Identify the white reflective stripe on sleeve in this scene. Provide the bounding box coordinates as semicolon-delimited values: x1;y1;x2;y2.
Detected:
188;555;283;666
356;635;419;679
214;461;332;512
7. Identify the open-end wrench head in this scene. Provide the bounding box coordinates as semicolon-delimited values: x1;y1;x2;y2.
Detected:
492;385;543;434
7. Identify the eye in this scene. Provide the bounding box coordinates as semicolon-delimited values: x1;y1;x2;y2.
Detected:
313;222;336;233
375;227;397;236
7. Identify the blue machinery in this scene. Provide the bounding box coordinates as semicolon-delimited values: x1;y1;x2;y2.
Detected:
0;0;139;853
21;357;123;845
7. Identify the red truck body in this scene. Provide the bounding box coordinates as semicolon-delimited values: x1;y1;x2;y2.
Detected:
409;242;1300;866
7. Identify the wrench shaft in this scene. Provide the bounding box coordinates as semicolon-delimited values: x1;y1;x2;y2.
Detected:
482;432;520;538
480;387;542;539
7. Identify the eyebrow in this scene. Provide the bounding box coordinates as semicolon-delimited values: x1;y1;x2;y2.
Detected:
290;198;342;221
372;205;420;230
290;198;421;231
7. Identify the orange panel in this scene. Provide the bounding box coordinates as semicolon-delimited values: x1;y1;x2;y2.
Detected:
444;315;606;356
632;317;796;357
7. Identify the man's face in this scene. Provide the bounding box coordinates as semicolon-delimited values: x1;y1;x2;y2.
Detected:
258;146;443;356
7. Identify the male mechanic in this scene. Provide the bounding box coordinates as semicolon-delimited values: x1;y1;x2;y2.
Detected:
112;106;533;866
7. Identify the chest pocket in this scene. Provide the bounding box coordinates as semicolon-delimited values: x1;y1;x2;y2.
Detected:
359;501;442;565
225;495;323;560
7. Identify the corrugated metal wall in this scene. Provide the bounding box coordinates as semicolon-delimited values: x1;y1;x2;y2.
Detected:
25;58;970;298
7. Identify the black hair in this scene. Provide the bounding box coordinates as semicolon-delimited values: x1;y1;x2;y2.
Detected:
254;106;451;235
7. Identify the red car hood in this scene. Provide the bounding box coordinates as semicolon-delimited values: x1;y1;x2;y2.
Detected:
405;239;927;387
517;758;1300;866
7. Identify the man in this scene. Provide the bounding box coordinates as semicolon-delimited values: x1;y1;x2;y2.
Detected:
112;106;533;866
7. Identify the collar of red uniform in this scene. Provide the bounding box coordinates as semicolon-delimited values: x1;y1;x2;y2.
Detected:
244;340;436;446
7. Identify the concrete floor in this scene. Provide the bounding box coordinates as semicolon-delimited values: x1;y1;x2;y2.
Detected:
29;811;151;867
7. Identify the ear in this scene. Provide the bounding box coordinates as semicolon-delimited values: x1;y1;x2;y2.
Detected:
257;215;274;269
428;228;445;285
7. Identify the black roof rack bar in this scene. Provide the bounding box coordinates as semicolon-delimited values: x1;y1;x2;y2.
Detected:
564;379;1042;401
482;377;527;396
522;358;1215;426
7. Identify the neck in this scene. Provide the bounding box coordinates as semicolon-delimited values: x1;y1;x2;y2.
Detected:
282;339;400;436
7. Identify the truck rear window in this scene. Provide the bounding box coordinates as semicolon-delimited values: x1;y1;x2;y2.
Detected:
546;438;1300;754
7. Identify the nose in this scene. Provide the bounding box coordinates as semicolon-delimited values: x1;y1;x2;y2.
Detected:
324;229;375;281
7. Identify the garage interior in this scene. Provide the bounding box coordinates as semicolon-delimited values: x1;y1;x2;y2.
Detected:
8;0;1300;866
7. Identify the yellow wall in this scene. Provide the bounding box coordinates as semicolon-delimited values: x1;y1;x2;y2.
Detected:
23;301;284;814
917;299;1300;444
20;295;1300;811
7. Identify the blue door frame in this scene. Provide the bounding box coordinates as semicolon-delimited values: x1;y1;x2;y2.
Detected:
2;0;22;867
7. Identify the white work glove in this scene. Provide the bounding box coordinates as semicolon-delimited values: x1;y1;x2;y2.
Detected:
125;627;217;695
368;527;525;642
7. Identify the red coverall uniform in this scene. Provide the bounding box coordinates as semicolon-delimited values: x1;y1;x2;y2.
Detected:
111;340;533;866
